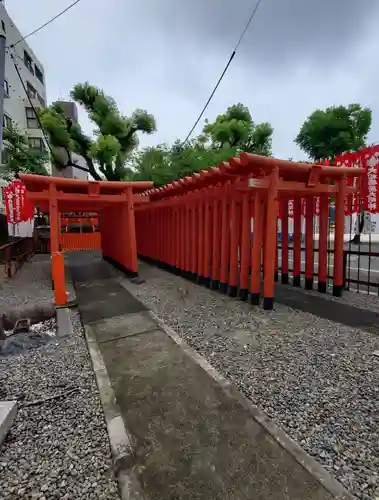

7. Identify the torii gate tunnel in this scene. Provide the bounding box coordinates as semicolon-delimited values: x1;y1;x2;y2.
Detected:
19;174;153;306
135;153;365;310
20;153;365;311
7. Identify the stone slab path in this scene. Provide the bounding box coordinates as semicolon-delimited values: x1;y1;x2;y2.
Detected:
70;252;353;500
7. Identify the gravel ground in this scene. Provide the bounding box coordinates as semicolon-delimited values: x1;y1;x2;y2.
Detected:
0;310;119;500
285;276;379;314
0;255;53;311
325;287;379;314
121;263;379;500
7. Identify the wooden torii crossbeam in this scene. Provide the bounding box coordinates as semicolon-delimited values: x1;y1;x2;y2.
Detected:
20;174;153;306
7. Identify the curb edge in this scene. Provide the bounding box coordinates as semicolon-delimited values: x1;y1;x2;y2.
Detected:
83;324;145;500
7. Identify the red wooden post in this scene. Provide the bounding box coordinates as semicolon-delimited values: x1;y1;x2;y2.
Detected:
228;196;239;297
239;192;250;301
203;201;212;287
181;203;186;273
156;208;160;263
333;177;346;296
263;168;279;310
197;201;205;283
126;187;138;276
165;207;170;265
318;194;329;292
219;192;230;294
305;197;315;289
148;211;153;260
191;202;197;280
161;207;166;266
250;192;263;305
159;208;164;265
178;204;184;273
211;197;221;289
159;207;166;268
164;208;170;269
274;223;279;282
293;198;302;287
57;212;62;250
49;183;67;306
184;204;190;278
281;199;289;284
175;206;180;272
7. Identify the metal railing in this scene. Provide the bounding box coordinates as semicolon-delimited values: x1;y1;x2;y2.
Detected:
276;242;379;295
0;237;35;280
343;248;379;294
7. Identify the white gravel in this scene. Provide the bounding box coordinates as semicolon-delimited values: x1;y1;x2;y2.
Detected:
122;262;379;500
289;277;379;314
0;310;119;500
0;254;53;311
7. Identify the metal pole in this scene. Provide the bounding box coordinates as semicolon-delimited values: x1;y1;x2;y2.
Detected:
0;34;6;153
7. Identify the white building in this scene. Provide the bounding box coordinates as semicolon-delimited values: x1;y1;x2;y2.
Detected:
52;101;88;181
0;2;48;225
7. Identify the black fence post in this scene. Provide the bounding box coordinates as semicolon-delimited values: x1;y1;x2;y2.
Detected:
343;250;347;290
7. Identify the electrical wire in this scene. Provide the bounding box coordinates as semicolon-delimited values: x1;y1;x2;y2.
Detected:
9;0;82;48
10;51;90;174
181;0;263;146
11;53;54;156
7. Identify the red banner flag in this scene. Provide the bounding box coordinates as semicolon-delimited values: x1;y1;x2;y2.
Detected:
335;152;361;215
4;184;15;224
4;180;34;224
361;145;379;213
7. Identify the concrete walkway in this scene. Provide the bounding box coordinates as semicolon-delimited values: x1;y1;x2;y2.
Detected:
70;252;353;500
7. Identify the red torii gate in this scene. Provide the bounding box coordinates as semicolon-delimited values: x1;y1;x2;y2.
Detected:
20;174;152;306
135;153;365;309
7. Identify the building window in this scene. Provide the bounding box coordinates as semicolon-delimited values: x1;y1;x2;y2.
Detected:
1;148;9;165
28;137;44;152
4;78;9;97
26;107;39;128
35;65;44;84
26;81;37;99
37;93;46;108
3;113;12;129
1;21;5;33
24;50;34;74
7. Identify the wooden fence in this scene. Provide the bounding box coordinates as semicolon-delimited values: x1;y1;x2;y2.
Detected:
61;232;101;251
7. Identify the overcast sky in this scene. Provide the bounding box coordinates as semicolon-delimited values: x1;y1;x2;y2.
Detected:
6;0;379;160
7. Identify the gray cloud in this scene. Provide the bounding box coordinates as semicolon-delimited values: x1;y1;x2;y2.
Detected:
140;0;379;69
6;0;379;162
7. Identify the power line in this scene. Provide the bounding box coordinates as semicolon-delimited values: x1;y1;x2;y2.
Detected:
10;53;54;156
181;0;263;146
233;0;263;53
9;0;82;48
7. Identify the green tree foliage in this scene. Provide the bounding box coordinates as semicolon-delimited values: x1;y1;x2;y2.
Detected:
0;125;49;181
39;83;156;181
203;103;273;155
295;104;372;162
128;103;273;186
127;140;236;187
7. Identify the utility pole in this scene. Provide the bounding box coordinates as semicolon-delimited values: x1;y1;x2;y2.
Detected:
0;33;6;154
